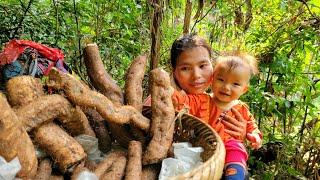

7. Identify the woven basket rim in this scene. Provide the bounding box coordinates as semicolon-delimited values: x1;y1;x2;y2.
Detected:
110;106;226;179
169;112;226;179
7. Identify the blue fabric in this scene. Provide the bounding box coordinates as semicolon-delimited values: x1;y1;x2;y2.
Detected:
224;163;247;180
2;60;23;82
55;59;71;73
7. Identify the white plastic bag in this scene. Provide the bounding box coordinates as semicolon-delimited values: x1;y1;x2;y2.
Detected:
0;156;21;180
159;142;203;180
173;142;203;166
75;134;105;163
76;171;98;180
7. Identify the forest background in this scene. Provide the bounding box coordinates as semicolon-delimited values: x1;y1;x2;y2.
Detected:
0;0;319;179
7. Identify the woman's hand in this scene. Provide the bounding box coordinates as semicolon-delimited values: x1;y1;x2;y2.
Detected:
221;107;247;140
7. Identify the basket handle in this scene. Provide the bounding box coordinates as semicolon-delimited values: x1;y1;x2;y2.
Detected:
167;106;189;136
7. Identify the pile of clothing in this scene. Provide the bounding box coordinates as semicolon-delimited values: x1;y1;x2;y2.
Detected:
0;39;70;82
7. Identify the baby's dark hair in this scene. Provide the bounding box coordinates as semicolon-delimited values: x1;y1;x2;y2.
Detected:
215;51;259;76
170;34;212;69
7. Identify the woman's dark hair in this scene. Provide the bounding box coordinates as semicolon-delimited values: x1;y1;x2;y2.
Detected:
170;34;212;69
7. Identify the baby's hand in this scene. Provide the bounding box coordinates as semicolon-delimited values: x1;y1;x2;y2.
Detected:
247;133;262;149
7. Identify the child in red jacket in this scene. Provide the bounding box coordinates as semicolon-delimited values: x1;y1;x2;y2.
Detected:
210;52;262;179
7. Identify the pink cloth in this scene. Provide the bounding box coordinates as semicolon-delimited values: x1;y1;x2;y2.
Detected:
225;139;248;168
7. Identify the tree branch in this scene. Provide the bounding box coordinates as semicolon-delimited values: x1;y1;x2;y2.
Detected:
13;0;34;38
191;1;216;33
260;6;305;43
72;0;83;77
298;0;320;20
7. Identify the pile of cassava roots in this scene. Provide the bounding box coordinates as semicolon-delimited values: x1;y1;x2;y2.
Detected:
0;43;179;179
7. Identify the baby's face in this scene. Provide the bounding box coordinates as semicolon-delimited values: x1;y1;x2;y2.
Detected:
212;63;250;103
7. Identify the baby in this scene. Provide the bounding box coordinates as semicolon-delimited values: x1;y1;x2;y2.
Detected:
210;52;262;179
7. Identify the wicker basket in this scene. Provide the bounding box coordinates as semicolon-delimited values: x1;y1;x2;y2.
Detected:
110;106;225;180
169;116;225;180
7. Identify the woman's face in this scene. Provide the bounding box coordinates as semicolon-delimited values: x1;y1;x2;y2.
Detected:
173;46;213;94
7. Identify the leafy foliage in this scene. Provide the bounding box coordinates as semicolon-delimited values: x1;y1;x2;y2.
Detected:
0;0;150;87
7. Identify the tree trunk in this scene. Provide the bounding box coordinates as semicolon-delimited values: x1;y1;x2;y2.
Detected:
150;0;163;70
183;0;192;34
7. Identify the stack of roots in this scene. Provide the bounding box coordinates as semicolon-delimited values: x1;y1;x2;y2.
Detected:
0;43;178;179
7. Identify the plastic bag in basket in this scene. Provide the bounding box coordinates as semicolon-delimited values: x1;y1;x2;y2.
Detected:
159;142;203;180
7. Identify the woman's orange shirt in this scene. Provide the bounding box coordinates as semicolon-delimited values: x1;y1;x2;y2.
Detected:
172;90;212;123
172;90;262;143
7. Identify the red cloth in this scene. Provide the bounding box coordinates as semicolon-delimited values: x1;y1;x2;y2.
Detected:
0;39;64;65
